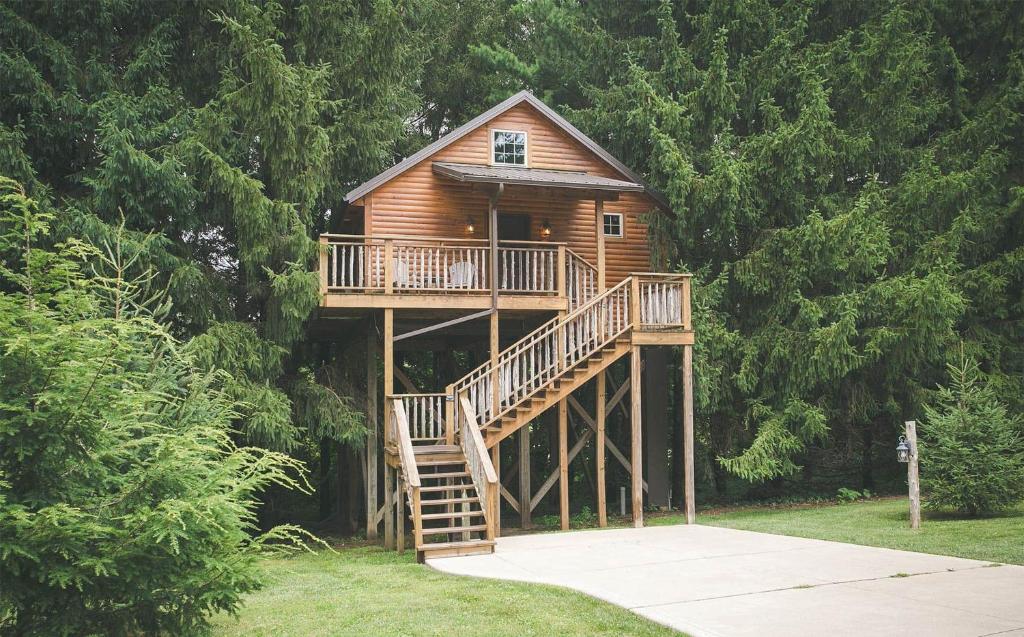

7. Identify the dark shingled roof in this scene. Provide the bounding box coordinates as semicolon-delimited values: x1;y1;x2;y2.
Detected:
344;90;669;210
432;162;645;192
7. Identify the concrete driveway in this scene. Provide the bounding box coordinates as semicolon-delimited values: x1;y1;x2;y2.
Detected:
427;524;1024;637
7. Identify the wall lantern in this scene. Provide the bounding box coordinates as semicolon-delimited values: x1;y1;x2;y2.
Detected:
896;436;911;463
465;217;476;235
540;220;552;239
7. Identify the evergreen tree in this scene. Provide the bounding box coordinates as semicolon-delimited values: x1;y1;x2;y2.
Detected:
0;178;311;636
920;351;1024;516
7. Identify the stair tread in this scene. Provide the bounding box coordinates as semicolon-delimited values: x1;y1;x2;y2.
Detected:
418;471;470;479
417;539;496;550
419;509;484;520
420;523;488;534
414;444;460;455
420;496;480;505
416;459;466;466
420;484;475;493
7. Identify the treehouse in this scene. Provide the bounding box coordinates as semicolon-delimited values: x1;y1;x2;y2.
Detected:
317;91;695;561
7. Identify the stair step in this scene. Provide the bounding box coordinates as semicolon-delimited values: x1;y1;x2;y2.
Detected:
418;471;470;479
418;539;495;558
420;523;488;534
416;459;465;467
419;509;484;520
420;484;475;493
420;496;480;506
413;444;460;455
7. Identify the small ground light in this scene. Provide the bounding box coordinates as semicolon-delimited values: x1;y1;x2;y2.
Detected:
896;436;911;463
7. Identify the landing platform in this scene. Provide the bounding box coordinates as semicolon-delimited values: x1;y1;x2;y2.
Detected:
427;524;1024;637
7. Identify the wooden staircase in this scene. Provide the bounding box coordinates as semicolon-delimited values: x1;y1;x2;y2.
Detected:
390;273;690;560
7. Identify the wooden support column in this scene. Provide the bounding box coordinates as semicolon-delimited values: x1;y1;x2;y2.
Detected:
519;424;531;529
644;348;670;509
596;371;607;526
630;345;644;527
491;443;501;536
490;310;499;422
683;345;696;524
559;399;569;530
595;198;606;292
384;465;395;549
383;309;394;445
366;329;379;539
396;476;405;554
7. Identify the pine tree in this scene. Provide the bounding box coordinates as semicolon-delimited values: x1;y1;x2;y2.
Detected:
920;351;1024;516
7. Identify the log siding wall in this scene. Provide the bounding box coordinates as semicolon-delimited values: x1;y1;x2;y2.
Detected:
364;103;658;283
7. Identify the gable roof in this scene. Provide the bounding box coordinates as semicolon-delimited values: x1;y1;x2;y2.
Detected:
345;90;669;210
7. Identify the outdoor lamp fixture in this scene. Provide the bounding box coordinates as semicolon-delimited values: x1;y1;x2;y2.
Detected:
896;436;911;463
540;220;552;239
465;217;475;235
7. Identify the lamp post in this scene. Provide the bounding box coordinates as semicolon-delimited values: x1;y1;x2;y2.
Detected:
897;421;921;529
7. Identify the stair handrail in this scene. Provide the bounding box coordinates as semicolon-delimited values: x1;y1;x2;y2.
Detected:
565;248;598;309
389;398;422;547
451;276;634;426
458;395;498;541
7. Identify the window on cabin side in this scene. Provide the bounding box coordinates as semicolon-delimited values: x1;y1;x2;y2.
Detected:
603;212;624;238
493;130;526;165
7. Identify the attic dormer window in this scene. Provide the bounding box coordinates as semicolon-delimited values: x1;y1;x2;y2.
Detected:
493;130;527;166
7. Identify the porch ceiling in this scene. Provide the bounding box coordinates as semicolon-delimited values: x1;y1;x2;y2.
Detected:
432;161;644;193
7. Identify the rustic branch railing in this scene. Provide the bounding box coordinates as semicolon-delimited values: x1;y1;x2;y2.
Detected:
389;398;422;548
319;235;600;306
637;274;691;330
565;248;598;310
458;395;498;541
452;276;633;427
395;393;447;444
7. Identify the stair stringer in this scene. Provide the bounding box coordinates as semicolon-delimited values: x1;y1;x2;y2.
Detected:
483;336;632;448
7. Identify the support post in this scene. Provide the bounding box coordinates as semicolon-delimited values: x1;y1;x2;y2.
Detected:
396;476;405;554
683;345;695;524
595;198;606;292
384;465;395;549
906;420;921;530
490;310;500;419
596;371;607;526
559;399;569;530
490;442;501;536
319;236;329;291
630;346;643;527
383;309;394;446
366;330;379;539
519;424;531;529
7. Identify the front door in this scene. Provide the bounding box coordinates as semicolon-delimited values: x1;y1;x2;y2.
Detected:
498;213;530;241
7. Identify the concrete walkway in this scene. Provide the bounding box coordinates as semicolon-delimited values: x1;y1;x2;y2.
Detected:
427;525;1024;637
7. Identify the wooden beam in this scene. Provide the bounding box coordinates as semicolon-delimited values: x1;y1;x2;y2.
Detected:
597;371;607;527
519;424;531;529
383;310;394;445
393;308;493;342
530;428;593;511
558;398;569;530
683;345;696;524
396;476;405;554
384;465;395;549
630;345;643;528
490;310;499;419
366;329;379;539
500;484;520;513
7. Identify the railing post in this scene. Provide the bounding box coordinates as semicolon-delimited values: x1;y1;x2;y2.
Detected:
682;276;692;331
319;236;329;293
557;245;567;305
445;383;456;445
384;239;394;294
630;276;641;330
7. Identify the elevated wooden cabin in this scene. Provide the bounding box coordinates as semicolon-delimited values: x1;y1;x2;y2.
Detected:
317;91;695;560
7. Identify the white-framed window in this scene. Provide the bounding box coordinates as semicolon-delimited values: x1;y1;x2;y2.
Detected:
603;212;624;238
492;129;527;166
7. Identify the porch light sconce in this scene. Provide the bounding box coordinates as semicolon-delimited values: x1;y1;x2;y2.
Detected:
540;220;552;239
465;217;476;235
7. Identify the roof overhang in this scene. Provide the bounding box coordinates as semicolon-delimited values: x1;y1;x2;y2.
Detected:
432;162;644;194
344;90;670;211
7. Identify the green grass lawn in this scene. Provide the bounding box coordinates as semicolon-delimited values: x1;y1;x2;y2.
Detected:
650;497;1024;565
211;545;679;637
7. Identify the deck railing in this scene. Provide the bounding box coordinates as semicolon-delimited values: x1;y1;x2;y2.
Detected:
637;273;692;330
457;395;498;541
388;399;422;550
320;235;600;307
394;393;448;444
